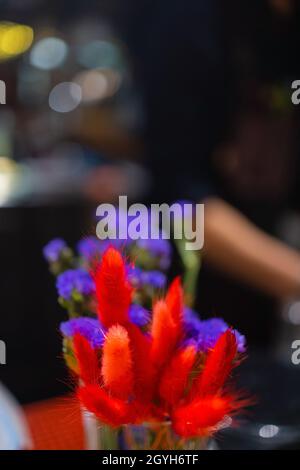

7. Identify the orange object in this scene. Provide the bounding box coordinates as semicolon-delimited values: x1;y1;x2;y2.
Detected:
101;325;134;400
24;396;85;450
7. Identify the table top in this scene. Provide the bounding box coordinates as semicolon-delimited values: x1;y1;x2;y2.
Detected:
24;396;85;450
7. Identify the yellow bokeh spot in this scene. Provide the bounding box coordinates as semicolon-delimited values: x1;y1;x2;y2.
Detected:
0;22;34;61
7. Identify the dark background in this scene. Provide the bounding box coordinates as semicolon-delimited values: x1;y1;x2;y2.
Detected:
1;0;300;449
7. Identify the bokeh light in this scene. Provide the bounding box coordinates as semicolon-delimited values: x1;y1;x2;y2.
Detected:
48;82;82;113
30;37;68;70
0;157;19;206
287;301;300;325
73;69;121;103
0;22;34;61
259;424;280;439
77;40;123;70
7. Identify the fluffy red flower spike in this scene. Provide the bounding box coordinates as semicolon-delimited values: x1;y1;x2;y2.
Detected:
94;247;133;328
166;276;184;330
78;384;131;427
172;395;234;438
126;323;155;401
192;329;237;399
73;333;99;385
159;344;196;407
151;300;179;369
101;325;134;400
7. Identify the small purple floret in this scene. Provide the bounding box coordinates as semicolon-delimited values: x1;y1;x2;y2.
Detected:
43;238;67;262
56;269;95;300
129;304;150;327
60;317;104;349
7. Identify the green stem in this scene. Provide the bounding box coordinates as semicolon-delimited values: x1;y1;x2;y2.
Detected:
98;424;119;450
175;238;202;308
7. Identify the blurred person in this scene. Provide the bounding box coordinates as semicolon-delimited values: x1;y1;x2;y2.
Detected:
117;0;300;346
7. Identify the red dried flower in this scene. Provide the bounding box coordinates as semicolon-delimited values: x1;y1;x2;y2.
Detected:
101;325;134;400
94;247;133;328
78;384;132;427
190;329;237;399
151;300;179;369
71;248;248;439
73;333;99;385
159;344;196;407
166;276;184;333
172;395;235;437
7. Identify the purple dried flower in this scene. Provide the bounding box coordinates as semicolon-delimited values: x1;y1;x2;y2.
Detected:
196;318;245;353
43;238;67;262
140;270;167;289
56;269;95;300
126;265;142;287
60;317;104;349
183;309;246;353
129;304;150;327
127;264;167;290
196;318;229;352
233;330;246;353
77;237;104;260
136;238;172;269
183;307;202;336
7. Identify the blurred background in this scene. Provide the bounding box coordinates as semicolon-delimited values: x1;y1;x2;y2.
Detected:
1;0;300;449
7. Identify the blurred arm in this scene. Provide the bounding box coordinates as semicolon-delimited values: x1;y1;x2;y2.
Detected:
203;197;300;299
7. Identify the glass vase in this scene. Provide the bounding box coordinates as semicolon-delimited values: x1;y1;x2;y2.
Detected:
82;410;210;450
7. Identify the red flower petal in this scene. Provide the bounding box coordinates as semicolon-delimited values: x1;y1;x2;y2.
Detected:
151;300;178;369
190;329;237;399
159;344;196;407
126;323;155;401
78;384;131;427
73;333;99;385
173;395;234;438
94;247;133;328
166;276;184;333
